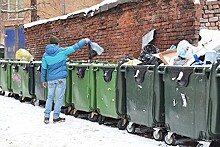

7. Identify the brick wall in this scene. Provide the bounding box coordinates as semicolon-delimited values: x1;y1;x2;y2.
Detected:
25;0;202;62
200;0;220;30
36;0;102;19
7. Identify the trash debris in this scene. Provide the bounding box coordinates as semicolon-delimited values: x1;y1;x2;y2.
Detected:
142;29;155;49
167;45;176;51
138;44;162;65
204;50;220;64
122;29;220;66
15;49;33;61
123;59;142;65
176;40;199;60
88;41;104;59
152;49;177;65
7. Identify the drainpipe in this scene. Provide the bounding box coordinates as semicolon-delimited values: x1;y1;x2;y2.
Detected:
62;0;65;15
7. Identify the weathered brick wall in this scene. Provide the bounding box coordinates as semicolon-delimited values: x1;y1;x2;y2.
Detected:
25;0;201;62
200;0;220;30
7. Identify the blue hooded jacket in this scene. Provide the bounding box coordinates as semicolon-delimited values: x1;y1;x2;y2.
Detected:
41;39;86;82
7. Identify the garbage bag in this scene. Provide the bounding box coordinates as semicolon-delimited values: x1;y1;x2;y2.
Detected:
138;44;162;65
88;41;104;59
15;49;33;61
176;40;199;59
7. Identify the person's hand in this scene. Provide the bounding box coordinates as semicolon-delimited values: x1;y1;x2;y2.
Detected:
85;38;90;43
42;82;47;88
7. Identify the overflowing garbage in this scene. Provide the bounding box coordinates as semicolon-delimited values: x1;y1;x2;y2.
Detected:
121;29;220;67
115;29;220;146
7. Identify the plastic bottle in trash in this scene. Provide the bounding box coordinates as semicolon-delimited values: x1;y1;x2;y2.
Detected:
89;41;104;55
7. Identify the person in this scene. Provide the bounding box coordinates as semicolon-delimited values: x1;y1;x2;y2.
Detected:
41;35;90;124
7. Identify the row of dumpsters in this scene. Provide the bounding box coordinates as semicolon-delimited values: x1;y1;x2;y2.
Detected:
0;58;220;146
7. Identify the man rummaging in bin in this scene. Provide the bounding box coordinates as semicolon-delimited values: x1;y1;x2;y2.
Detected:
41;35;90;124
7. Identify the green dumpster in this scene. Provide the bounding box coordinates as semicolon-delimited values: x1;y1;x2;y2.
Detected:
63;61;73;108
10;60;22;96
115;64;127;128
93;62;127;129
0;59;12;95
206;61;220;142
70;62;97;120
19;60;33;99
124;64;165;139
60;61;76;114
29;61;46;105
158;64;213;145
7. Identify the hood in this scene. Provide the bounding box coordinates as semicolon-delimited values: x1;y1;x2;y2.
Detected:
45;44;60;56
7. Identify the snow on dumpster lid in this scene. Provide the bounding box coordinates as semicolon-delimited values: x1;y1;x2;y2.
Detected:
24;0;118;28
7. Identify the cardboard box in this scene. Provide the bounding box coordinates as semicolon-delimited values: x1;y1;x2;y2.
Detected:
152;49;177;65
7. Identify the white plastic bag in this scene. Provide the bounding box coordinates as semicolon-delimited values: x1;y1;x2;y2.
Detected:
15;49;33;61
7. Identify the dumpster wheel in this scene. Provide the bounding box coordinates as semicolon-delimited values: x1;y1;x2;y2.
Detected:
117;118;127;130
66;106;73;115
70;109;79;118
13;94;20;100
153;129;163;141
164;132;176;145
31;98;39;106
0;91;5;96
19;96;26;103
7;92;13;97
126;122;135;134
98;115;105;125
88;112;98;122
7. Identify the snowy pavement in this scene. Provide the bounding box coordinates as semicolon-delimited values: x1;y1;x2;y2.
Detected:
0;95;176;147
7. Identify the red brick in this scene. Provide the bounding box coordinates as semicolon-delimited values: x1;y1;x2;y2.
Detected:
24;0;216;62
209;17;219;22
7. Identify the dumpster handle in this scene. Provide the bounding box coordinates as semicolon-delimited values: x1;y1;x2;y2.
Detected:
157;66;166;74
37;66;41;71
23;65;28;72
12;65;18;69
30;61;34;67
148;65;154;72
120;65;126;72
12;64;19;72
93;67;99;71
193;67;208;75
68;66;74;70
1;64;6;68
215;66;220;77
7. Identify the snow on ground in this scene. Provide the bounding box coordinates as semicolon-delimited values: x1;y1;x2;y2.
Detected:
0;95;172;147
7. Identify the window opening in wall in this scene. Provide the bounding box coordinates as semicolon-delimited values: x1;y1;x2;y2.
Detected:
7;0;24;20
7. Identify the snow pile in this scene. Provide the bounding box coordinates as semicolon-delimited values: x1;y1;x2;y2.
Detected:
194;0;217;5
24;0;118;28
0;95;168;147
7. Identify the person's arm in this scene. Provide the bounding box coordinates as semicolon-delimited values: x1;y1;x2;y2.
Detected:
63;38;90;55
41;56;47;87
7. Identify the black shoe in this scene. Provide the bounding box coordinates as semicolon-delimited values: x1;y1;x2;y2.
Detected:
53;117;65;123
44;117;49;124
